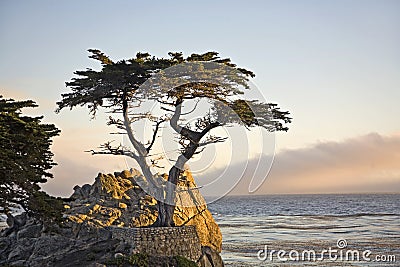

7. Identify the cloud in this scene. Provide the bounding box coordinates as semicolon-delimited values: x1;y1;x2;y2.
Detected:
42;132;400;197
41;155;100;197
201;132;400;195
42;145;129;197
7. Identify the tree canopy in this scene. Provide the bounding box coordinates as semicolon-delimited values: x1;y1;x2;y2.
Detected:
57;49;292;226
0;96;62;222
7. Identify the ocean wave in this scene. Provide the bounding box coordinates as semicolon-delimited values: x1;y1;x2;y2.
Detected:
257;224;364;230
270;213;400;218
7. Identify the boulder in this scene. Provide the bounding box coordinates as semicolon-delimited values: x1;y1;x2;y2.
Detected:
173;170;223;253
199;246;225;267
0;238;10;260
70;184;92;200
7;237;35;262
17;223;42;239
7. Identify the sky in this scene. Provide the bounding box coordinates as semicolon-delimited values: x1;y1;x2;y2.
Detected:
1;0;399;197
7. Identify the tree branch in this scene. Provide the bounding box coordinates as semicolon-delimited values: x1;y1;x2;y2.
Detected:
121;96;160;193
85;140;139;160
122;99;148;157
200;121;221;136
146;119;166;153
169;100;202;142
86;149;139;161
181;99;200;115
198;136;227;147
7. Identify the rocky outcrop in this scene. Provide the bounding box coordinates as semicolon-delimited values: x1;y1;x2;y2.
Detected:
0;169;224;267
66;169;222;252
67;170;159;228
0;213;119;266
173;171;222;253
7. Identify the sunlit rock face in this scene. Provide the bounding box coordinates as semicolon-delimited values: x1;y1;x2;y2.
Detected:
173;170;222;253
67;169;222;252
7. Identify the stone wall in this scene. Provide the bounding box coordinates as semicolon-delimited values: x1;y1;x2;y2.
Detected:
109;226;202;262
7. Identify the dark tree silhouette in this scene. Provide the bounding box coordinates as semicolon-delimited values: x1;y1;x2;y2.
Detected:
0;96;62;222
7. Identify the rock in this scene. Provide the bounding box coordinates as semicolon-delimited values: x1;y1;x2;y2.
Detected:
114;240;131;253
199;246;224;267
114;252;124;258
3;212;28;237
6;213;15;228
6;212;26;228
14;213;28;227
10;260;27;266
199;255;213;267
81;184;92;197
173;170;223;252
71;184;93;200
28;235;72;262
120;169;134;179
87;263;107;267
17;224;42;239
0;169;224;266
0;238;10;259
94;173;133;199
7;238;34;262
130;168;142;177
65;169;222;252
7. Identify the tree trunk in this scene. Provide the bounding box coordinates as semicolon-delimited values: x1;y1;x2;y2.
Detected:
136;159;167;227
155;99;204;227
122;99;167;227
164;166;182;226
154;165;181;227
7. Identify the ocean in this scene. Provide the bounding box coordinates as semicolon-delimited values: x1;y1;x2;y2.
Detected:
207;194;400;267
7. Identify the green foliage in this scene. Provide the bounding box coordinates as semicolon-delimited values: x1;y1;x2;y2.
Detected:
28;191;64;224
86;253;96;261
128;253;148;266
56;49;254;118
56;50;173;117
214;99;291;131
0;96;61;222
